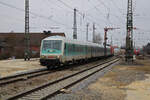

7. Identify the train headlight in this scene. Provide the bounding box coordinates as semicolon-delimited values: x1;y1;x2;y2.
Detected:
41;55;45;58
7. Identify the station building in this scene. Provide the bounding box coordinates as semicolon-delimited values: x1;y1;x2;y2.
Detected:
0;32;65;59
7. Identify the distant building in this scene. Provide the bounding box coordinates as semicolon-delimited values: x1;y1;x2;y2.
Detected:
0;32;65;59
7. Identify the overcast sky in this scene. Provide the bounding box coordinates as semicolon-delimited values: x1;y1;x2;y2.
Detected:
0;0;150;47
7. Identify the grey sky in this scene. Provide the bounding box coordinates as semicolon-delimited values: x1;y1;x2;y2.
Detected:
0;0;150;47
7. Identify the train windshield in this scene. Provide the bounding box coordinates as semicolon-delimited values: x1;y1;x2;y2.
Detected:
42;40;62;51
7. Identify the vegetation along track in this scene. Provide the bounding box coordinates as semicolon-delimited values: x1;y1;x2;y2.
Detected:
7;58;119;100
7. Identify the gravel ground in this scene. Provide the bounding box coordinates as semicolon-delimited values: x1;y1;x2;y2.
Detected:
0;58;109;100
49;57;150;100
0;58;43;77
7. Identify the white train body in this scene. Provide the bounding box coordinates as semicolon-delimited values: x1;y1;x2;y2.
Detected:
40;36;113;67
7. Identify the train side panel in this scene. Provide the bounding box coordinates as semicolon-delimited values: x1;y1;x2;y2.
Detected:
40;36;114;67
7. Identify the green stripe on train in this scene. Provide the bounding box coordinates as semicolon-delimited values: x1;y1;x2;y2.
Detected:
42;49;62;54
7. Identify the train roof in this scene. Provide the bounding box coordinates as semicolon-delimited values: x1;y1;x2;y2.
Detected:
43;36;105;48
44;36;66;40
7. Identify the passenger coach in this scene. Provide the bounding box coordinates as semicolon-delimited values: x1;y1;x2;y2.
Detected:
40;36;113;68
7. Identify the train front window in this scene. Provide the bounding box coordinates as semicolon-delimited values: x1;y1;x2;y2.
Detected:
42;40;62;51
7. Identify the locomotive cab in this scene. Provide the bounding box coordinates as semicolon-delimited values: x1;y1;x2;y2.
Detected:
40;36;64;67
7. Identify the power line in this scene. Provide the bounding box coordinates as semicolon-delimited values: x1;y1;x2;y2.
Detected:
96;0;125;25
0;1;71;29
86;0;112;26
97;0;110;11
0;0;127;32
55;0;105;36
110;0;123;14
46;0;71;13
109;0;125;23
46;0;104;31
56;0;104;29
94;6;114;27
0;13;24;22
0;1;25;12
85;2;124;26
57;0;74;10
45;0;74;28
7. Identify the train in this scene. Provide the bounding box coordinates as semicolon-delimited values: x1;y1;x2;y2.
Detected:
134;48;140;56
40;36;114;68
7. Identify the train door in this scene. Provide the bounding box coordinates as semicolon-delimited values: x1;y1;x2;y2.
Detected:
64;43;68;57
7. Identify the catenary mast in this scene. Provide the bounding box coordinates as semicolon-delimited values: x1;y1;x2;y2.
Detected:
73;8;77;39
125;0;134;62
24;0;30;61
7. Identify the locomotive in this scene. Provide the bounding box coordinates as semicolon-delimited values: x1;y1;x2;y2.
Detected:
40;36;113;68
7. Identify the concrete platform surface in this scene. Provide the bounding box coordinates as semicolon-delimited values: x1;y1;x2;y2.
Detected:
0;58;44;77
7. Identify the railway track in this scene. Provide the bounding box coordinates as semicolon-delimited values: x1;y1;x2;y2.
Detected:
6;58;119;100
0;57;113;86
0;68;51;86
0;60;102;86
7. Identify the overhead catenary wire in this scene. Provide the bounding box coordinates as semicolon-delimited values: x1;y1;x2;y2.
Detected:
56;0;105;29
97;0;110;11
46;0;72;13
0;1;72;29
86;0;112;26
0;0;123;31
110;0;123;14
45;0;93;33
109;0;125;22
96;0;125;25
57;0;74;11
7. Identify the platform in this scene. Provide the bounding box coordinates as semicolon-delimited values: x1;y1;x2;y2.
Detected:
0;58;44;77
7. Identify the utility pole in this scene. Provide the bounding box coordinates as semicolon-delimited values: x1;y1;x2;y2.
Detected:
125;0;133;62
103;27;120;56
93;23;96;43
24;0;30;61
111;36;113;46
86;23;89;41
104;27;108;56
73;8;77;39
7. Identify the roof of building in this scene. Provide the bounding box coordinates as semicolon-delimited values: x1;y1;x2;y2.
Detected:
0;32;65;36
